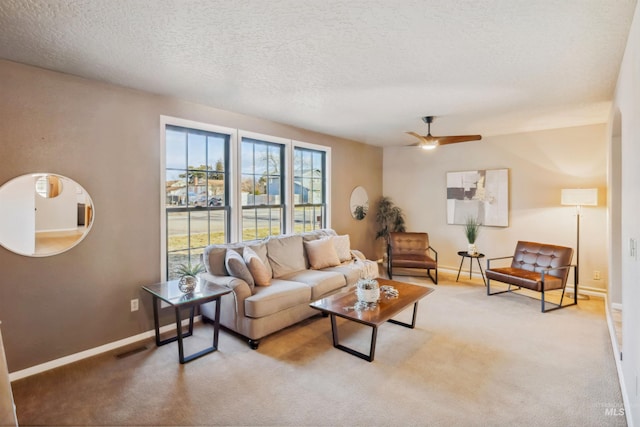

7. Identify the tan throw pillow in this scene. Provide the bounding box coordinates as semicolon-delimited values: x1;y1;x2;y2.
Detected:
333;234;352;262
225;249;255;291
243;246;272;286
304;236;341;270
267;235;306;278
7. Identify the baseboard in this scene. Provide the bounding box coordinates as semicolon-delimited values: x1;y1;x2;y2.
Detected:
604;294;634;427
8;316;202;382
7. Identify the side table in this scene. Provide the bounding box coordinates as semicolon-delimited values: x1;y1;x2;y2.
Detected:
456;251;487;286
142;279;231;364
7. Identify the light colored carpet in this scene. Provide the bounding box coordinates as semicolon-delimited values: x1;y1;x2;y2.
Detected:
11;273;626;426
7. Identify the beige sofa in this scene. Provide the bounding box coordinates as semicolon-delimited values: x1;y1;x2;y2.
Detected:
199;229;378;349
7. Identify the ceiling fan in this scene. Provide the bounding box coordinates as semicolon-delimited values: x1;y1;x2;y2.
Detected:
406;116;482;150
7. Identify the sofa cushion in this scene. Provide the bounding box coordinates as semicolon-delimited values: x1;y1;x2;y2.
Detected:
267;234;306;278
225;249;255;290
304;237;341;269
321;264;362;285
202;242;251;275
243;246;272;287
244;279;311;318
333;234;352;262
280;269;346;300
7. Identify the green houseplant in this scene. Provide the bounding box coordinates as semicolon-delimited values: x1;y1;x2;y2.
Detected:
375;196;406;259
174;261;205;293
464;216;480;255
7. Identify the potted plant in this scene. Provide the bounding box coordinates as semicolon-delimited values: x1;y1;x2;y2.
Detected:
375;196;406;244
464;216;481;255
174;261;205;293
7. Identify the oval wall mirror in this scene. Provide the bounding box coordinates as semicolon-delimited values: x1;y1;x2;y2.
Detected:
0;173;95;257
350;186;369;220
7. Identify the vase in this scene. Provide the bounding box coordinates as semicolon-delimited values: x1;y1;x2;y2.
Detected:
356;279;380;303
178;275;199;293
467;243;478;255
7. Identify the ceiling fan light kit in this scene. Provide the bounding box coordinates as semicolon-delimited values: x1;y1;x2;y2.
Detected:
406;116;482;150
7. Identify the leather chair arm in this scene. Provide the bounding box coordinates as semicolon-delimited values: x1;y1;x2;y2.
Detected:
486;255;514;270
428;246;438;261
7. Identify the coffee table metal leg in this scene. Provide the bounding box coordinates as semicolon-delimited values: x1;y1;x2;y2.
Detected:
330;314;377;362
387;302;419;329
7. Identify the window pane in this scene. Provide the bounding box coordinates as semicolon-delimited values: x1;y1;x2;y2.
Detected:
267;145;281;175
268;177;281;205
242;209;257;241
188;133;206;169
209;210;226;244
166;128;186;169
242;174;255;206
189;211;209;248
167;211;188;252
207;172;225;206
167;250;189;280
208;135;226;171
166;170;185;207
241;141;254;173
269;208;282;235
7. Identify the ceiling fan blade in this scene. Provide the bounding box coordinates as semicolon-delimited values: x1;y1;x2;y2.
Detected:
436;135;482;145
406;131;428;144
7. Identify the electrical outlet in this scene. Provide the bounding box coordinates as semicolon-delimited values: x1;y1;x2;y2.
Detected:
130;299;139;312
593;270;601;280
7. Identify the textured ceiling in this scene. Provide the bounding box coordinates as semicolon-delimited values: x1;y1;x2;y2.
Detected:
0;0;636;146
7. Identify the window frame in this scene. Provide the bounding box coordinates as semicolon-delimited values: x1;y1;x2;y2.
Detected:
292;142;331;233
159;118;331;280
238;132;288;241
160;116;237;280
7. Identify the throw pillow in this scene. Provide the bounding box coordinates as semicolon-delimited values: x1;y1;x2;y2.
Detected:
304;236;341;270
333;234;352;262
225;249;255;291
266;234;306;278
243;246;272;286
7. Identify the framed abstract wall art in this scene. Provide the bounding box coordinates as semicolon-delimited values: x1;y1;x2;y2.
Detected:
446;169;509;226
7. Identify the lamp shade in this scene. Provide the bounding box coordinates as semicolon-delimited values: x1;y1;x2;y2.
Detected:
561;188;598;206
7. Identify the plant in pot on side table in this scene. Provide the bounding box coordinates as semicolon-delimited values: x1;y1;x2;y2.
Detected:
456;217;487;285
175;261;205;293
464;216;480;255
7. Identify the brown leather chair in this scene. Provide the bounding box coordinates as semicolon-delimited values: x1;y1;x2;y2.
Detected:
485;241;576;312
387;232;438;284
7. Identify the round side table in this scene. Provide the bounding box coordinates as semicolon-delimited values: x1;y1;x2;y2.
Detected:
456;251;487;286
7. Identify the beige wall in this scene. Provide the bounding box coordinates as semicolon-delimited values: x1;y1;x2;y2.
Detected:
0;59;382;371
384;124;608;291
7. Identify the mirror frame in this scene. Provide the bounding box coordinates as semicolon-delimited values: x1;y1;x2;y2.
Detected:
0;173;95;257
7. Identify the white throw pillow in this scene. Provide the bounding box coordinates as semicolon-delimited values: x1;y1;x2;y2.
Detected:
333;234;352;262
225;249;255;290
304;236;341;270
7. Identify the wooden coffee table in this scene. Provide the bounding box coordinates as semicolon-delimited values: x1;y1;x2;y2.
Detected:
310;278;434;362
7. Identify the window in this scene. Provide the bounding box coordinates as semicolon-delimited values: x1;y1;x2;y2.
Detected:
241;137;285;241
164;125;230;279
293;147;326;232
160;117;331;280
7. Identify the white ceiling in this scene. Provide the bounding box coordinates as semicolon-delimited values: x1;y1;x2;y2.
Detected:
0;0;636;146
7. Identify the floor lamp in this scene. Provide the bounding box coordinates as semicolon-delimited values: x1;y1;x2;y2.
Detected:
561;188;598;300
